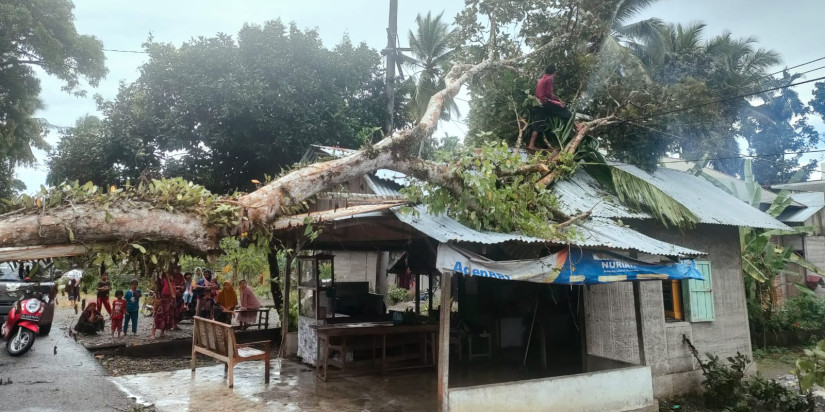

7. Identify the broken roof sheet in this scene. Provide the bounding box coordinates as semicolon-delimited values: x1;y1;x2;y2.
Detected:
553;172;648;219
776;192;825;223
272;202;404;230
392;206;705;257
612;164;791;230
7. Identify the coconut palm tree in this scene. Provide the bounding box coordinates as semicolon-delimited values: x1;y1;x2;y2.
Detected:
402;11;460;121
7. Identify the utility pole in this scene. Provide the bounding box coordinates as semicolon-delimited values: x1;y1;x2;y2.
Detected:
384;0;399;135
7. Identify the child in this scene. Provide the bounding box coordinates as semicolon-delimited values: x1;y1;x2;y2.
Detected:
111;290;126;338
198;287;216;320
123;279;142;335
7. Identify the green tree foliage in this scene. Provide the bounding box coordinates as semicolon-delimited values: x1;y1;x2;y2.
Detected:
46;115;121;186
811;81;825;122
65;20;407;194
455;0;817;183
738;73;819;184
402;11;460;120
0;0;106;198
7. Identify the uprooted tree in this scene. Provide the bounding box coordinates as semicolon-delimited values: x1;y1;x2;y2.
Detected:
0;1;815;284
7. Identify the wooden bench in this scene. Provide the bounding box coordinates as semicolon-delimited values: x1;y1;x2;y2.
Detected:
232;308;271;330
191;316;270;388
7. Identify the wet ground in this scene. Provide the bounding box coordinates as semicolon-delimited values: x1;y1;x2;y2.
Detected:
61;293;279;349
0;300;139;411
113;358;437;412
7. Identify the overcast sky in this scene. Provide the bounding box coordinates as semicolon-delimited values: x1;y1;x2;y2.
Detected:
17;0;825;191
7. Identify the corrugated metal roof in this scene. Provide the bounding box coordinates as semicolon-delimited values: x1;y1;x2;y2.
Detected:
776;192;825;223
772;180;825;192
273;203;404;230
365;174;405;197
612;164;791;230
661;157;792;205
392;206;705;257
576;218;705;256
554;172;648;219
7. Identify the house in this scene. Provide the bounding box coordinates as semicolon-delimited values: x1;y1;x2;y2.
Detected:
272;145;789;411
664;157;825;301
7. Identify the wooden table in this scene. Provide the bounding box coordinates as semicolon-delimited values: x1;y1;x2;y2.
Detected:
312;322;439;381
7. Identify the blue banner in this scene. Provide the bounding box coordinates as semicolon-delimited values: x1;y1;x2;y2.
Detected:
437;244;704;284
556;249;704;284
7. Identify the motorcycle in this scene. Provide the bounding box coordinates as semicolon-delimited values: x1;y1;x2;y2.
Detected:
1;279;47;356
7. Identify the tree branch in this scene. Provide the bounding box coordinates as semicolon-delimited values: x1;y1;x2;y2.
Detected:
556;210;592;229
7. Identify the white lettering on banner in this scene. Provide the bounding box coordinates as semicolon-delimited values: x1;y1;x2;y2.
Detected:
453;261;510;280
600;260;636;269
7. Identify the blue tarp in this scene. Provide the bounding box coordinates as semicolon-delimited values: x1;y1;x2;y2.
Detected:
436;244;704;285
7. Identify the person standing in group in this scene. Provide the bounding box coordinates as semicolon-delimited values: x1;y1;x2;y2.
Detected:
64;264;83;314
123;279;142;335
150;271;176;340
96;272;113;316
197;287;217;320
171;266;186;326
182;272;195;314
194;269;219;300
110;290;126;338
237;279;261;330
215;281;238;324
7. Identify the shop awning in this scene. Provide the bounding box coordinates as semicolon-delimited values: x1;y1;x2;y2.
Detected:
436;244;703;284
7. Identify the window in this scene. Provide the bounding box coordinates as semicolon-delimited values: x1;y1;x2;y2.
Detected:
662;261;715;322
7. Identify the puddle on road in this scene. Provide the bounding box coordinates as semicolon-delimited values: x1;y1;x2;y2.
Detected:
111;359;437;411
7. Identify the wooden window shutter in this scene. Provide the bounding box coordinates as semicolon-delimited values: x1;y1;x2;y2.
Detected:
683;261;715;322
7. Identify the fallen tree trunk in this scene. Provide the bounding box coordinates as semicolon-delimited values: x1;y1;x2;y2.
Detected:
0;203;219;253
0;36;609;254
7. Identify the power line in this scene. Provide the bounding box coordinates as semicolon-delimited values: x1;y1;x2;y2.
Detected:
770;55;825;78
659;148;825;165
102;48;147;54
625;74;825;122
624;120;819;168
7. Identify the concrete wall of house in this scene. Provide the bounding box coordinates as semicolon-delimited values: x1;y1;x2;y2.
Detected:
448;365;657;412
803;235;825;273
584;223;752;398
330;251;379;291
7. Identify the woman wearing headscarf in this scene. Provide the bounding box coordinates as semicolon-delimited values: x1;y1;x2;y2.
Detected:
237;279;261;330
215;281;238;324
150;271;176;339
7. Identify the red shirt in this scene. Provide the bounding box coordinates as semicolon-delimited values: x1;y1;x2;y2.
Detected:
536;74;563;106
112;299;126;320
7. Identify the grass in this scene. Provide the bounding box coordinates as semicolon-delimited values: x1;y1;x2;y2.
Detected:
753;345;804;380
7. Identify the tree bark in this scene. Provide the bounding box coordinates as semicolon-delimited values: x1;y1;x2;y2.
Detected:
0;36;606;254
267;242;283;311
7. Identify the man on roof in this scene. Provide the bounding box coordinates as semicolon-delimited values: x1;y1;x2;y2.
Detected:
527;64;575;153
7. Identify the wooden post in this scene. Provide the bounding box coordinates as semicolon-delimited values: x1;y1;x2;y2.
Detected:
415;272;421;314
281;250;293;358
632;282;647;366
437;271;452;412
428;271;434;316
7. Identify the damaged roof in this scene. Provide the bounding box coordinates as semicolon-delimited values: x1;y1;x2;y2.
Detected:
776;192;825;224
392;206;705;257
610;164;790;230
